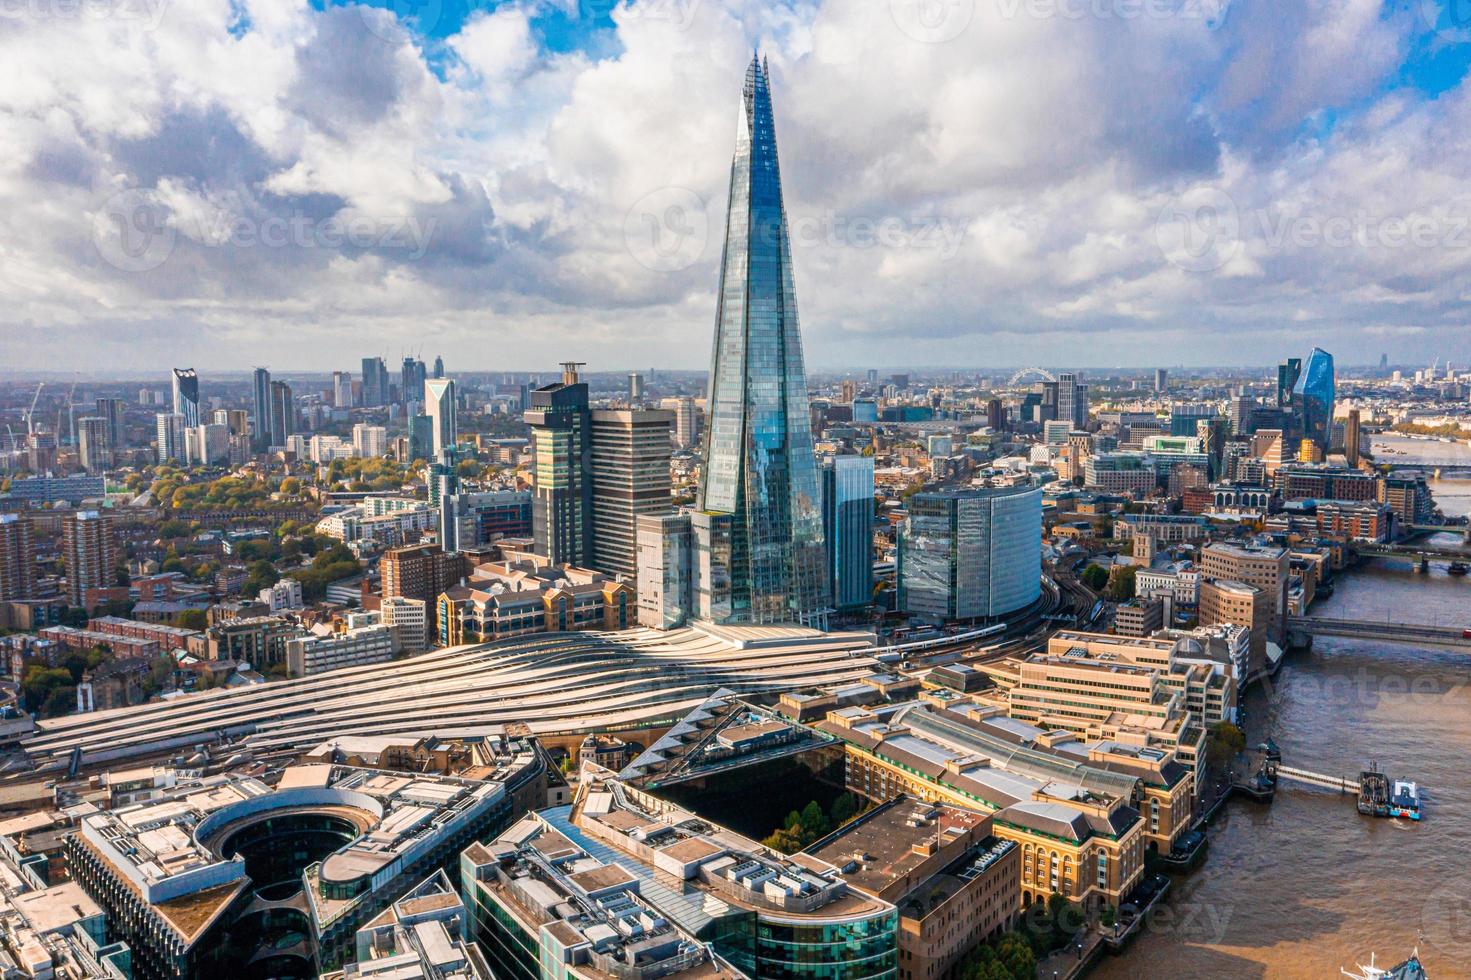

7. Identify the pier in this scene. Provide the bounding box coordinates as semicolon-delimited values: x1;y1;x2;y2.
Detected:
1273;766;1359;793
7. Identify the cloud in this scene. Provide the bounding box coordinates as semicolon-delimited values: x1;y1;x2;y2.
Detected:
0;0;1468;372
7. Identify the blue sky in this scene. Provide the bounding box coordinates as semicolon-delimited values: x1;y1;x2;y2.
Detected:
5;0;1471;370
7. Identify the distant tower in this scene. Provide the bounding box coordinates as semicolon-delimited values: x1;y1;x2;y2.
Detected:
628;372;645;404
251;368;272;453
424;379;457;458
433;355;445;379
171;368;199;428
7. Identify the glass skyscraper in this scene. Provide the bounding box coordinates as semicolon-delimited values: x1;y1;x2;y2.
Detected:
822;455;875;612
698;55;829;626
1292;347;1335;451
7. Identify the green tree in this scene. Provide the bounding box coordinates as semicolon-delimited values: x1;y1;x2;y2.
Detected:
41;687;75;718
799;801;828;840
172;609;208;631
1104;565;1137;601
1206;720;1246;770
830;792;858;827
1080;564;1109;591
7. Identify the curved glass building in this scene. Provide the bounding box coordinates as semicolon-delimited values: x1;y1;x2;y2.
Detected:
1291;346;1335;451
698;55;829;627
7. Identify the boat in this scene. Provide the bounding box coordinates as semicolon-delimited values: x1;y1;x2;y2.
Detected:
1390;780;1422;821
1341;950;1427;980
1358;769;1390;818
1447;561;1468;576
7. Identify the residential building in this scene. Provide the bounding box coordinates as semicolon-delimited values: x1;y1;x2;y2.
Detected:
361;356;389;407
1199;540;1289;648
154;412;186;465
425;378;457;457
205;615;304;671
695;56;829;627
252;366;272;452
77;416;111;472
1115;595;1164;637
258;577;303;612
1199;579;1272;678
268;380;295;447
0;514;35;601
170;368;199;428
382;544;468;635
63;510;115;608
352;423;387;458
5;474;105;505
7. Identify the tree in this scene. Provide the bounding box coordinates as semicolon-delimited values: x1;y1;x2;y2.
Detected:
830;792;858;827
1104;565;1137;601
41;687;75;719
1080;564;1109;591
800;801;829;840
1206;720;1246;770
172;609;208;631
280;477;302;495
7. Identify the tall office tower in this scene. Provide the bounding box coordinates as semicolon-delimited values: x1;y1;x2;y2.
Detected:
332;371;353;409
628;372;645;404
1345;408;1362;467
0;514;36;600
696;56;829;627
897;482;1043;623
589;408;674;580
268;381;295;447
662;396;698;450
1196;417;1232;481
526;364;592;566
433;355;444;379
361;356;389;407
407;414;435;462
424;378;457;458
171;368;200;428
1292;347;1335;452
95;398;126;450
1154;368;1168;393
155;412;186;464
821;455;874;612
865;368;878;385
251;367;272;452
840;379;857;404
985;398;1005;430
63;509;116;607
77;416;111;472
1276;357;1302;410
1033;380;1059;424
401;357;426;407
1056;372;1088;429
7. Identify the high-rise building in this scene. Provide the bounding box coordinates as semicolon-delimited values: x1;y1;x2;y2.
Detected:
636;512;693;629
352;423;387;458
589;408;673;580
821;455;874;612
0;514;35;600
332;371;353;409
1345;408;1362;467
251;367;272;452
985;398;1005;431
268;381;295;447
1276;357;1302;411
194;422;230;464
1292;347;1335;452
95;397;126;450
1154;368;1168;393
63;510;116;607
898;482;1043;623
1056;372;1088;429
381;543;467;636
361;356;389;407
77;416;111;472
696;56;828;627
400;357;426;407
155;412;186;464
407;414;434;462
661;396;699;450
526;365;591;567
628;372;645;404
432;355;444;379
171;368;199;428
424;378;457;458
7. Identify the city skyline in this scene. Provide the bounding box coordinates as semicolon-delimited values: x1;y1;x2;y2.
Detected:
7;4;1471;371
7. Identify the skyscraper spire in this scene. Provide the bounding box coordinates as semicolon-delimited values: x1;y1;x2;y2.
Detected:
697;55;829;627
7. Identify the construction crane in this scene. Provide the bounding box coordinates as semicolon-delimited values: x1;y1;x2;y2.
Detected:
22;382;42;437
57;377;78;447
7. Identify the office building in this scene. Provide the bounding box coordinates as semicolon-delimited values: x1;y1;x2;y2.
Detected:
285;622;395;676
361;356;389;407
661;395;699;449
63;510;115;607
438;561;633;644
433;354;444;379
170;368;199;427
95;396;126;450
821;454;875;612
1345;408;1363;467
898;482;1042;622
425;378;457;458
526;365;592;567
1199;540;1289;649
76;416;110;472
0;514;36;600
382;543;468;635
627;370;644;403
268;380;295;447
251;366;272;452
1057;372;1088;429
1084;452;1155;494
589;407;673;580
696;56;829;626
1199;578;1272;677
1115;595;1164;637
636;512;694;629
379;595;429;655
1293;347;1335;451
407;413;435;462
1154;368;1168;393
401;356;427;407
154;412;186;464
341;870;492;980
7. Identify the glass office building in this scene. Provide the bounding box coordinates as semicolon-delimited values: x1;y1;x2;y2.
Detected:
821;455;875;612
1292;346;1335;452
698;55;829;626
898;483;1043;622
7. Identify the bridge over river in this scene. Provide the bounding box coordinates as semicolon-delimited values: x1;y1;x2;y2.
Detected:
1288;616;1471;649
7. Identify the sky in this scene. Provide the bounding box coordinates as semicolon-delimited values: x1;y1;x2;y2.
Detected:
4;0;1471;373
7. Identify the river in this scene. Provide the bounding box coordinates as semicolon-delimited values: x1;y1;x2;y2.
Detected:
1093;435;1471;978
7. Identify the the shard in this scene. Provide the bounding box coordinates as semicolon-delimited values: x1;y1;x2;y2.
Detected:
697;55;830;627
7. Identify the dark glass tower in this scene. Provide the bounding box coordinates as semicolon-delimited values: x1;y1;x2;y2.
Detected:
1293;347;1335;451
698;55;828;626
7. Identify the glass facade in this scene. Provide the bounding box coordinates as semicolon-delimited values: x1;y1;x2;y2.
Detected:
1292;346;1335;451
898;484;1042;621
752;912;898;980
821;455;875;611
699;55;829;626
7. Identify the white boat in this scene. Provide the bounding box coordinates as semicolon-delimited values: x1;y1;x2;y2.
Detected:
1341;950;1427;980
